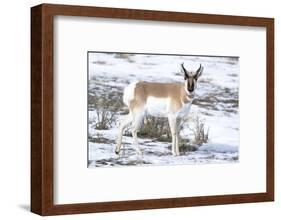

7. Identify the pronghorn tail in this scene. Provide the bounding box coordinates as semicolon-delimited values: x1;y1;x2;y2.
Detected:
123;81;138;106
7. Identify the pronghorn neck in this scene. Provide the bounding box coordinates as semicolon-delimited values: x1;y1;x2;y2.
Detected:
184;86;195;99
180;83;194;105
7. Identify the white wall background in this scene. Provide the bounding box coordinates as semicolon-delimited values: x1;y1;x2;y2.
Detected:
0;0;279;219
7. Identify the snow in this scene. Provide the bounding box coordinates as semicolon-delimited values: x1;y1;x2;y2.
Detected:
88;136;238;168
88;52;239;168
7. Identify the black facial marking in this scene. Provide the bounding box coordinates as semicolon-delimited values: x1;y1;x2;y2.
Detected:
188;83;194;92
187;79;194;92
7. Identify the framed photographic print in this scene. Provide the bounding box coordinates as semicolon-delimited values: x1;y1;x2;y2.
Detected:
31;4;274;216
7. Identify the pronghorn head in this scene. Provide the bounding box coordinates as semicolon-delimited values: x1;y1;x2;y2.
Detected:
181;63;203;96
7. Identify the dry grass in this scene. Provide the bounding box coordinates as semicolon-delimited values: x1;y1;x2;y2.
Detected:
191;115;209;146
89;93;119;130
124;115;171;141
114;53;135;63
124;115;191;143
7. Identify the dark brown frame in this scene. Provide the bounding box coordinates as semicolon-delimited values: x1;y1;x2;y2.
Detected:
31;3;274;216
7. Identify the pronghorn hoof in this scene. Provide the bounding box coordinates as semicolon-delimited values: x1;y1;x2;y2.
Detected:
172;152;180;156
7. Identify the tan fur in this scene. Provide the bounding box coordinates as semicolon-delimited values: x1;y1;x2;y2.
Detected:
128;81;192;113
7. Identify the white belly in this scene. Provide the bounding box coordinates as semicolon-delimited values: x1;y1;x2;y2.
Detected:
145;97;169;117
144;97;193;117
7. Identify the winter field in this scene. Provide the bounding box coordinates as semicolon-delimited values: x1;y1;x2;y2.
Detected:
88;52;239;168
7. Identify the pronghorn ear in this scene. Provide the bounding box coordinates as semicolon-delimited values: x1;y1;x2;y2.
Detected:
195;64;203;80
181;63;189;80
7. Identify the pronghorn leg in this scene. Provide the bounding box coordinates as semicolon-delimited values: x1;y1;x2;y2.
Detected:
131;111;144;155
115;113;133;154
175;131;180;156
175;119;180;155
168;114;179;156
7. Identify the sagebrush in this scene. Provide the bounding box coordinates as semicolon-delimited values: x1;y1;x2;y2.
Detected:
191;115;209;146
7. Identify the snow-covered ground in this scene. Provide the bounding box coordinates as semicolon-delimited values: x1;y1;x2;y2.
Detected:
88;52;239;168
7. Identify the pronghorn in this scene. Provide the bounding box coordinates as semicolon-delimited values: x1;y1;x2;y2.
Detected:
115;63;203;156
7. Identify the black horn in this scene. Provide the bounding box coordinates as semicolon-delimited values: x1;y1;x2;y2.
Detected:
195;64;203;79
196;64;202;73
181;63;189;79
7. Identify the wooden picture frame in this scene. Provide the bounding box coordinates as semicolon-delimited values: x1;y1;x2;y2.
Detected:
31;3;274;216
